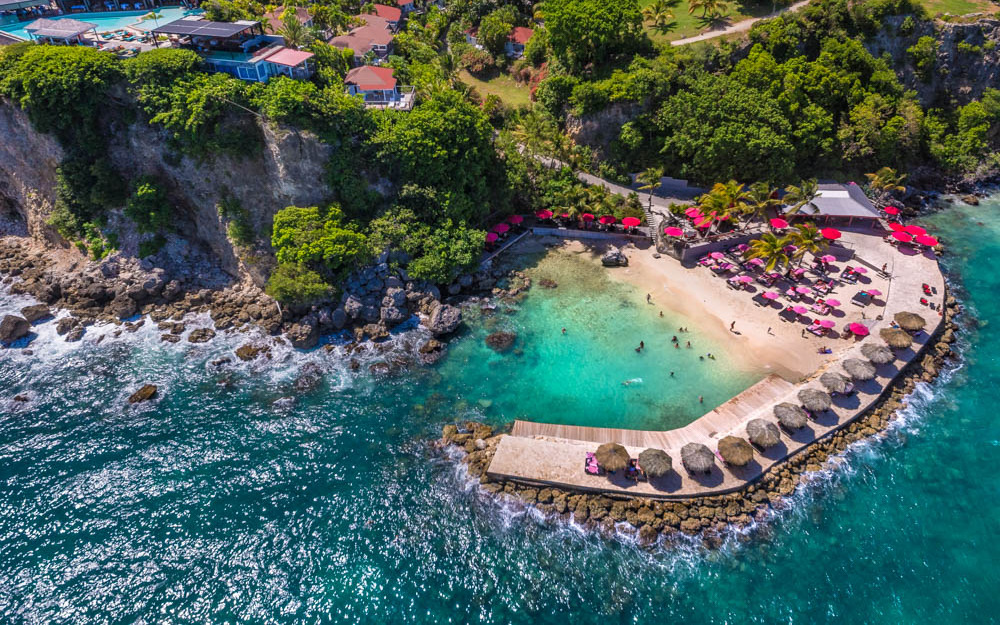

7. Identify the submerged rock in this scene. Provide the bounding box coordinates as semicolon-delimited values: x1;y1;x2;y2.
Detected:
485;331;516;352
0;315;30;345
128;384;158;404
235;343;265;361
187;328;216;343
288;322;319;349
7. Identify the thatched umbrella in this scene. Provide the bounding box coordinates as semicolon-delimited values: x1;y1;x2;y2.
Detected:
894;311;927;332
881;327;913;349
843;357;877;381
861;342;895;364
798;388;832;412
718;435;754;466
638;448;672;477
774;402;808;430
746;418;781;448
681;442;715;473
820;371;852;393
595;442;629;472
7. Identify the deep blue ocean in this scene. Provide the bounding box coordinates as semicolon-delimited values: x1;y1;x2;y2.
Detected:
0;198;997;623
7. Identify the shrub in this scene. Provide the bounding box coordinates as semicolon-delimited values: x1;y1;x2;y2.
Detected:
125;176;170;233
265;262;332;305
271;205;368;273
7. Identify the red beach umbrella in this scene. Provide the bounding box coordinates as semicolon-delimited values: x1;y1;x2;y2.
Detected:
821;228;842;240
684;207;701;218
848;323;870;336
621;217;641;227
663;226;684;237
598;215;616;225
888;222;906;232
507;214;524;224
770;218;789;229
904;225;926;236
535;210;553;219
492;223;510;234
485;232;498;243
581;213;595;222
891;231;912;242
915;235;939;246
884;206;900;215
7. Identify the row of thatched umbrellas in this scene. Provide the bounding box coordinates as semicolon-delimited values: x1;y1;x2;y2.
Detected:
589;311;928;481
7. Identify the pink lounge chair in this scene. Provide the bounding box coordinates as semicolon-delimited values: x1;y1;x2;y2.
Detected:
807;324;826;337
585;452;601;475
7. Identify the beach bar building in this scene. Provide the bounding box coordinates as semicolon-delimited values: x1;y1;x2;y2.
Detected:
152;17;314;82
788;182;881;225
22;17;97;44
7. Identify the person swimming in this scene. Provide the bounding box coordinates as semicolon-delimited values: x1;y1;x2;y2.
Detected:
622;378;643;386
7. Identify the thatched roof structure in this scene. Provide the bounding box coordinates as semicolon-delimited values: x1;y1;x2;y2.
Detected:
718;435;754;466
820;371;852;393
861;342;895;364
638;448;672;477
681;442;715;473
798;388;832;412
881;327;913;349
746;418;781;448
774;402;808;429
894;311;926;332
843;357;877;381
595;442;629;472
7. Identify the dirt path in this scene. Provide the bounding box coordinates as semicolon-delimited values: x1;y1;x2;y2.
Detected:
670;0;811;46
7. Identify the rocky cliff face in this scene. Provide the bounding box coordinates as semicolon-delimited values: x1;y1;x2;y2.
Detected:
0;100;333;287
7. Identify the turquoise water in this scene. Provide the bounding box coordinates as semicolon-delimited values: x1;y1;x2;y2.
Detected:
0;199;998;622
0;8;199;40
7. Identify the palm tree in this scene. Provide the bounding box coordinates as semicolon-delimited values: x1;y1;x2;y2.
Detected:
278;10;313;49
698;180;749;226
864;167;907;205
689;0;729;18
637;166;664;212
747;232;791;272
642;0;677;33
743;182;780;230
783;179;818;216
788;222;826;266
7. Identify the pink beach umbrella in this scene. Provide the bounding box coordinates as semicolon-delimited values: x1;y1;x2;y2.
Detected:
582;213;595;222
891;231;912;243
485;232;499;243
884;206;900;215
795;286;812;294
792;306;809;315
770;218;789;229
904;225;926;236
536;209;553;219
748;258;765;267
710;252;726;260
824;298;841;307
819;319;836;328
866;289;882;296
621;217;641;227
852;266;867;274
762;291;780;300
507;214;524;224
663;226;684;237
599;215;617;225
737;275;754;283
821;228;842;240
492;223;510;234
820;254;836;263
848;323;870;336
915;235;939;246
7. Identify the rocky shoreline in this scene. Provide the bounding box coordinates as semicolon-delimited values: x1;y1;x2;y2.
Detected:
439;296;962;548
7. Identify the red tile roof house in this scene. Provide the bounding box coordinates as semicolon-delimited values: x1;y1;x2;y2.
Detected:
262;6;313;34
464;27;478;47
329;14;394;64
344;65;415;110
505;26;533;57
396;0;415;15
372;3;401;30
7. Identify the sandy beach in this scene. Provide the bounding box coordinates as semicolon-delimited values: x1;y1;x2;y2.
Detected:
513;234;896;382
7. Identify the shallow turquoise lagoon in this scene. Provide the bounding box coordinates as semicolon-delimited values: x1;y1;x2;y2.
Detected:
0;199;998;622
0;7;199;40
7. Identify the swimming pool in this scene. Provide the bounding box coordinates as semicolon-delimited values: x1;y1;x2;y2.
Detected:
0;7;201;40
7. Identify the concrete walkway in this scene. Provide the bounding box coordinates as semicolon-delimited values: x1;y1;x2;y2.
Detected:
486;230;947;498
670;0;811;46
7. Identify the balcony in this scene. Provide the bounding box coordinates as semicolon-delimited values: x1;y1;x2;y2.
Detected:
362;86;415;111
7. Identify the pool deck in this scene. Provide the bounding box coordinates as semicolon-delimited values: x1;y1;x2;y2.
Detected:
485;229;947;498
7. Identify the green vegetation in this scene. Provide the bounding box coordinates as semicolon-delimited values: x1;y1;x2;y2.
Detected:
265;262;333;305
217;194;255;246
125;176;170;234
907;35;939;80
271;205;368;273
541;0;646;69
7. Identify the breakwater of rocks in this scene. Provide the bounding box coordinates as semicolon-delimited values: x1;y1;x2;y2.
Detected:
440;296;962;547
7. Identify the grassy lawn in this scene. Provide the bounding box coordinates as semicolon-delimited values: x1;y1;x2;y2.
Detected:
641;0;782;42
919;0;999;16
458;70;532;108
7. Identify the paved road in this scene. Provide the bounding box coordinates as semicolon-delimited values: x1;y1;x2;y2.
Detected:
670;0;811;46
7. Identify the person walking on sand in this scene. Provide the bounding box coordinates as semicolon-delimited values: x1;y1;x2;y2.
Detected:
730;321;736;331
647;293;652;304
767;326;773;335
659;311;664;318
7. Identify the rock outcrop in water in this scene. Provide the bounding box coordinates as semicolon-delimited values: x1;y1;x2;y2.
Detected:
0;315;29;345
601;247;628;267
128;384;158;404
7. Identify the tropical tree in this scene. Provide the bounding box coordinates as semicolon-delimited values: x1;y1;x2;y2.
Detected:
864;166;907;205
746;232;791;271
688;0;729;19
783;179;818;215
641;0;677;33
743;182;780;229
788;222;826;265
698;180;749;226
277;10;313;49
637;166;664;212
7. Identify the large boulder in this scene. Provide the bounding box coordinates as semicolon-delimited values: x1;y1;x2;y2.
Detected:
343;295;363;319
330;307;347;330
108;294;137;319
601;247;628;267
128;384;157;404
20;304;52;324
381;305;409;327
187;328;216;343
383;287;407;308
0;315;30;345
55;317;78;335
425;304;461;336
288;322;319;349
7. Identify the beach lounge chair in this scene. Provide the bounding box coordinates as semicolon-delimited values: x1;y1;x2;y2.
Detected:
851;291;872;306
807;323;826;336
711;262;733;274
584;452;601;475
726;276;742;290
811;303;831;315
